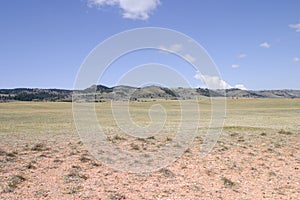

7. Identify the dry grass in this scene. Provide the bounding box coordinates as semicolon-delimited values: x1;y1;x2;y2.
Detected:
0;99;299;199
3;174;26;193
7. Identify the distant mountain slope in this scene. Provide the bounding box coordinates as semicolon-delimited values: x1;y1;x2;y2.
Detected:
1;85;300;102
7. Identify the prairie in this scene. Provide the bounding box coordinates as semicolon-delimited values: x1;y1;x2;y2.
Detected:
0;99;299;199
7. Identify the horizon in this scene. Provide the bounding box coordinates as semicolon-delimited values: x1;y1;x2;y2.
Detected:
1;83;299;91
1;1;300;90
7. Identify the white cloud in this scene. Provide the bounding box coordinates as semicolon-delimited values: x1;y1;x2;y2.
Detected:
183;54;196;63
239;54;247;59
234;84;247;90
159;44;183;53
289;23;300;32
159;45;196;63
231;64;239;68
259;42;271;48
194;72;232;89
293;57;299;62
88;0;161;20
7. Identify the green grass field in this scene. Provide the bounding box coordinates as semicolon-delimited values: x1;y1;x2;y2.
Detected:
1;98;299;136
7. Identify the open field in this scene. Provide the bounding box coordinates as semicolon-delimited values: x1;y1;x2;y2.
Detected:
0;99;299;199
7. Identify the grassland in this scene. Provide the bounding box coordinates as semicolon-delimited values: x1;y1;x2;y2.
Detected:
1;98;299;135
0;98;299;199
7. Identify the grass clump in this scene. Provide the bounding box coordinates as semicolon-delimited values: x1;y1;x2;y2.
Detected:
269;171;277;177
278;129;293;135
79;154;91;163
159;168;175;177
0;149;6;156
108;192;126;200
63;172;88;182
25;162;36;169
31;143;48;151
63;166;88;183
61;185;83;194
5;151;17;157
130;143;140;151
221;177;235;188
107;135;126;143
3;174;26;193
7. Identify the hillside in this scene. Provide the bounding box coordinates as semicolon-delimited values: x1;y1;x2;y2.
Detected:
1;85;300;102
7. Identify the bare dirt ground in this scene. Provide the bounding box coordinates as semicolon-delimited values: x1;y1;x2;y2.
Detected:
0;100;299;199
0;129;299;199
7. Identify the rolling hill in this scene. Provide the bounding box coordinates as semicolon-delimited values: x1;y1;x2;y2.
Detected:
1;85;300;102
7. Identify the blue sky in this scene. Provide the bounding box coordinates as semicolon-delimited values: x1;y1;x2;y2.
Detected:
1;0;300;90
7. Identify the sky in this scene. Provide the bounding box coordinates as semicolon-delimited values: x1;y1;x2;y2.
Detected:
1;0;300;90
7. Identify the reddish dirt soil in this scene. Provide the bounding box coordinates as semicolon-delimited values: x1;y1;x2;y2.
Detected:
0;129;299;199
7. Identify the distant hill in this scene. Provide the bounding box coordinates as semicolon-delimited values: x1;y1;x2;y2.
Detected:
0;88;73;102
1;85;300;102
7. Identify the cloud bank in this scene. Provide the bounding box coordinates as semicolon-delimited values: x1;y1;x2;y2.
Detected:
234;84;247;90
88;0;161;20
194;72;247;90
194;73;232;89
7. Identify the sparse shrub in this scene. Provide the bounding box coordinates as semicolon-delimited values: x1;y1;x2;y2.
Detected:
184;148;191;154
180;164;187;169
53;158;63;163
221;177;235;188
114;135;126;140
174;143;182;148
63;167;88;183
269;171;276;177
3;174;26;193
5;151;16;157
137;137;146;142
35;189;49;197
25;162;36;169
278;129;293;135
205;169;213;176
229;132;239;137
251;167;257;171
0;149;6;156
61;185;83;194
31;143;48;151
159;168;175;177
64;172;88;180
108;192;126;200
79;154;91;163
108;135;126;143
130;143;140;150
89;160;100;167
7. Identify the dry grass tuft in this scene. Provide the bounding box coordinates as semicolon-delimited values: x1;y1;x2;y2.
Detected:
159;168;175;177
278;129;293;135
3;174;26;193
108;192;126;200
221;177;235;188
31;143;48;151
